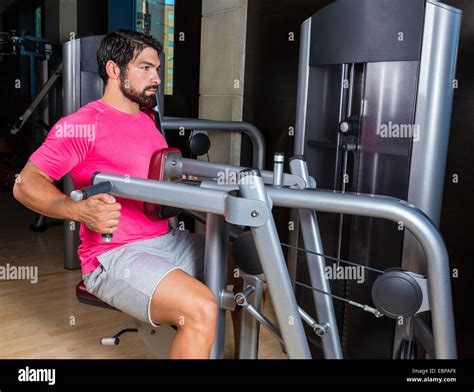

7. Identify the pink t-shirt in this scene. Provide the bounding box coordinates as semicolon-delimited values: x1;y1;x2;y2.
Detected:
29;99;170;274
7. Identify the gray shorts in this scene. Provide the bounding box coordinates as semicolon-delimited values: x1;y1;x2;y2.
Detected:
82;228;205;327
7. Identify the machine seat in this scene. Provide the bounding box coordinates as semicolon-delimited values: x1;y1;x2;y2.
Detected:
76;280;117;310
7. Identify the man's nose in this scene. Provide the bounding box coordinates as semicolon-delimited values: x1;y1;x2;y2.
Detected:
151;70;161;85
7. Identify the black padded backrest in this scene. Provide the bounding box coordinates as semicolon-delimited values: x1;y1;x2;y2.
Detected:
80;35;106;107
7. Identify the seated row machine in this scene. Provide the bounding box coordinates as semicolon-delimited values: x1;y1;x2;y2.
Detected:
74;147;456;359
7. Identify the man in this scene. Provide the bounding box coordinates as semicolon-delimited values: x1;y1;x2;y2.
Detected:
13;30;228;359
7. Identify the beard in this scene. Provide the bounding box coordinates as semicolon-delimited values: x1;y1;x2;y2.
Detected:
119;75;157;109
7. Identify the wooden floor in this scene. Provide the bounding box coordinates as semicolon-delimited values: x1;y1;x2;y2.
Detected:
0;190;286;359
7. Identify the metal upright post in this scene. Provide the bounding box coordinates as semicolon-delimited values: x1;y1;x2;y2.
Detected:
63;38;81;270
290;157;343;359
238;273;265;359
238;169;311;359
204;214;229;359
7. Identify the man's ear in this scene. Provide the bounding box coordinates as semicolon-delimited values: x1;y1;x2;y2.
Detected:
105;60;120;82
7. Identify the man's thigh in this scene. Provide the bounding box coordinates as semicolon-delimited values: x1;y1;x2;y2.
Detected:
83;229;206;326
149;268;215;326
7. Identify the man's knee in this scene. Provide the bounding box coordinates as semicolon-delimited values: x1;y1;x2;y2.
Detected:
185;292;218;333
149;269;218;330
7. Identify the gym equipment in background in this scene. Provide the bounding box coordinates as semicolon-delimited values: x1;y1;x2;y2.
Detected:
291;0;461;358
1;31;62;231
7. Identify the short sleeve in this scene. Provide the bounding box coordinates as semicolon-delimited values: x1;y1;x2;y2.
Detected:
29;115;96;180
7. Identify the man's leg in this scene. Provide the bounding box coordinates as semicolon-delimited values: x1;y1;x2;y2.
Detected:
150;269;218;359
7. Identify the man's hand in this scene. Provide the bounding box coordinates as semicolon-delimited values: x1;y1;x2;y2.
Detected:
77;193;121;235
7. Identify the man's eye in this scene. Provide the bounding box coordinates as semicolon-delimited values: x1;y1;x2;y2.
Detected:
143;66;150;70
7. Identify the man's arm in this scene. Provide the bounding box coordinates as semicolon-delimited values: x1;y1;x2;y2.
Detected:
13;161;82;221
13;161;121;234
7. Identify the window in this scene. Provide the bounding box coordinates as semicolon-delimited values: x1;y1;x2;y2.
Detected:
34;6;41;38
135;0;175;95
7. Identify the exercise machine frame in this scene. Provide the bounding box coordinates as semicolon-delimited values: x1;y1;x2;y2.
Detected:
86;155;456;359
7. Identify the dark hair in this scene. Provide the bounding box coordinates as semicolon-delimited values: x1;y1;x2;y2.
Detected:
97;29;163;84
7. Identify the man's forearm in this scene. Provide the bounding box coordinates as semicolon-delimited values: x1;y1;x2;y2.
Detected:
13;173;83;222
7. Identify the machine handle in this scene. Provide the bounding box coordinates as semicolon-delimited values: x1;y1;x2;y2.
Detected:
70;181;113;201
70;181;114;242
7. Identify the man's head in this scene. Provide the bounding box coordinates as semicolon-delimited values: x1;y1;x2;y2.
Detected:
97;29;163;108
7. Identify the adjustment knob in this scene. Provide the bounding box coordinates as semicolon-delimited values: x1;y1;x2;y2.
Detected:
339;115;360;135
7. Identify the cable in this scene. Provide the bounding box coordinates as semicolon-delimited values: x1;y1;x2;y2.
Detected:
292;279;382;318
280;242;385;275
